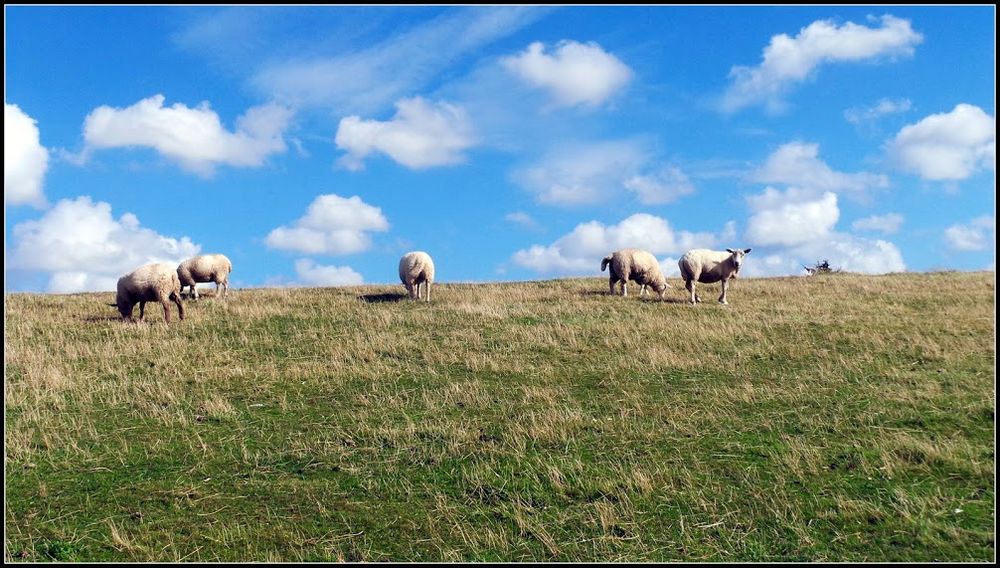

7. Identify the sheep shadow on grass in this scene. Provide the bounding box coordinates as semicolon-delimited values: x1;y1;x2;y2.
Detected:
358;292;408;303
578;290;689;304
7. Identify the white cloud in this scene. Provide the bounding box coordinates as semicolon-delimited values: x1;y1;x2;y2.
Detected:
844;97;911;125
293;258;364;286
510;139;648;206
886;103;996;181
745;187;840;247
944;216;995;251
624;166;696;205
81;94;293;176
248;7;547;114
8;196;201;293
741;183;905;276
4;103;50;208
750;141;888;200
852;213;903;234
721;15;922;113
512;213;721;275
505;211;540;230
335;97;477;171
266;193;389;255
501;40;633;107
741;234;906;277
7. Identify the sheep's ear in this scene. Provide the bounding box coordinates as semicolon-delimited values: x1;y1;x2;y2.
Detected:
743;248;752;254
726;248;735;254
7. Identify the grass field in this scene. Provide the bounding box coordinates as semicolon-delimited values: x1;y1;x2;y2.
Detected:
4;271;995;562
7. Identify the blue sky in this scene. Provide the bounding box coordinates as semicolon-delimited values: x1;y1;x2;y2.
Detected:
4;5;995;293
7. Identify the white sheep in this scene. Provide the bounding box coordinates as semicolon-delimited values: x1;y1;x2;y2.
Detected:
176;254;232;301
678;248;751;305
600;248;670;299
399;251;435;302
115;262;185;323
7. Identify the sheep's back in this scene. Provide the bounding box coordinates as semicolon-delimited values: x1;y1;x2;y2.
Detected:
399;252;434;282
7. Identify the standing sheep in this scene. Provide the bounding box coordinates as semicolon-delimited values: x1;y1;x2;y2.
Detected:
115;262;185;323
177;254;232;301
600;248;670;299
399;251;435;302
678;248;751;305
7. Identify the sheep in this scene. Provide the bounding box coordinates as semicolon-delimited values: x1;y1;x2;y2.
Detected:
600;248;670;299
678;248;751;305
115;262;185;323
176;254;232;301
399;251;435;302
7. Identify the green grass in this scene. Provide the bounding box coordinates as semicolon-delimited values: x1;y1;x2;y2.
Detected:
4;271;995;561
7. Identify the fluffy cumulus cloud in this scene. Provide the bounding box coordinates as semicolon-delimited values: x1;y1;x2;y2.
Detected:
944;216;995;251
5;103;50;208
885;103;996;181
81;94;293;176
511;213;721;275
852;213;903;234
7;196;201;292
721;15;923;113
293;258;364;286
745;187;840;247
501;40;633;107
335;97;477;171
750;141;888;200
623;166;696;205
741;185;905;276
511;139;648;206
266;193;389;255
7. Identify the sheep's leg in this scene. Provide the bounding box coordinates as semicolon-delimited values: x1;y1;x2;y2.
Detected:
609;276;616;295
160;300;171;323
425;282;431;302
639;284;646;297
138;301;147;321
719;279;729;305
622;281;628;297
685;279;697;304
417;281;423;299
172;292;185;320
405;282;415;299
192;285;200;301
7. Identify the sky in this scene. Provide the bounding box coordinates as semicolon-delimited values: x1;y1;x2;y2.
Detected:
4;5;996;293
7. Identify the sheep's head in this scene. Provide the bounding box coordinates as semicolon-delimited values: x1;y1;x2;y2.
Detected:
652;275;671;297
726;248;752;273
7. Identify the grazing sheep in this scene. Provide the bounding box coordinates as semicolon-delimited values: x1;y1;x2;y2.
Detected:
177;254;232;301
678;248;751;305
600;248;670;299
399;251;435;302
116;262;185;323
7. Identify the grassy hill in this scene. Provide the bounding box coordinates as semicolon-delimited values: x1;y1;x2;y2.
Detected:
4;271;995;562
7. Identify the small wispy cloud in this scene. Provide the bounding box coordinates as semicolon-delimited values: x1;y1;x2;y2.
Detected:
944;216;995;251
844;97;912;125
852;213;904;234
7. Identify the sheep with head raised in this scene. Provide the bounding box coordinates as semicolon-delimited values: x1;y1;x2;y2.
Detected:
399;251;435;302
115;262;185;323
600;248;670;299
176;254;232;301
678;248;751;305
